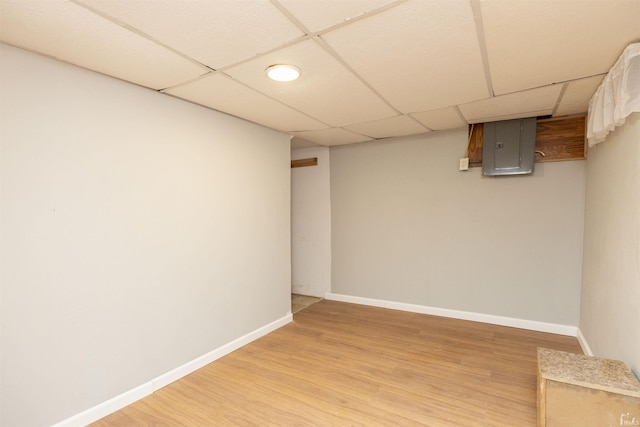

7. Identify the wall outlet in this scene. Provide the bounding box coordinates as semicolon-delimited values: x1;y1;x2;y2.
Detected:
459;157;469;171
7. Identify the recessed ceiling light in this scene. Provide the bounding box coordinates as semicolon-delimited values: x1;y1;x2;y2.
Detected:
265;64;301;82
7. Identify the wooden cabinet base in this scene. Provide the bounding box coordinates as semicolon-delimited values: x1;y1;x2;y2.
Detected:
543;381;640;426
537;348;640;427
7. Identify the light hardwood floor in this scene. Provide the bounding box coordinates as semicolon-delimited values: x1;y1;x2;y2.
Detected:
91;300;582;426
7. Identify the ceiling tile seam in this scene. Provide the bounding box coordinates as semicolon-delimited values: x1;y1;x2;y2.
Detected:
551;83;569;117
551;72;608;88
277;0;410;39
218;0;410;74
157;71;335;133
290;128;372;146
66;0;408;95
341;113;431;133
401;106;468;130
3;42;179;93
406;114;433;132
161;88;321;136
215;36;314;73
159;71;218;93
301;126;370;140
476;82;565;102
161;90;304;135
467;109;554;124
68;0;214;82
346;124;434;141
548;72;608;116
407;112;435;131
453;105;469;125
469;0;495;98
1;42;60;65
164;76;414;136
337;126;380;140
482;73;608;100
491;71;610;98
288;128;332;134
312;36;404;116
269;0;313;35
211;72;334;131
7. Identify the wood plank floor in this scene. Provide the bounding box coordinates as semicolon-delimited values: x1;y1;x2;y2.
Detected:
91;300;582;426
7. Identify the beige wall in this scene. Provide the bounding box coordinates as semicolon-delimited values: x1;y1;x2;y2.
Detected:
580;112;640;375
331;128;586;326
291;147;332;297
0;45;291;426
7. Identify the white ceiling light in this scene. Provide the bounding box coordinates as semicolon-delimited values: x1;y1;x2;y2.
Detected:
266;64;301;82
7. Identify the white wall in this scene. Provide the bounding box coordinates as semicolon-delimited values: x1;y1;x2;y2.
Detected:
580;112;640;375
331;129;586;326
291;147;331;297
0;44;291;426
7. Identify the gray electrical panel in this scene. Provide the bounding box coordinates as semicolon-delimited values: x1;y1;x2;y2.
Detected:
482;118;536;176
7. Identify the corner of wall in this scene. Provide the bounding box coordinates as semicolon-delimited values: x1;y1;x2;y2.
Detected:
576;328;594;356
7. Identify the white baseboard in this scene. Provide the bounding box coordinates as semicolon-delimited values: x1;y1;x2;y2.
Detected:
52;313;293;427
51;382;153;427
325;293;578;337
52;296;584;426
576;328;594;356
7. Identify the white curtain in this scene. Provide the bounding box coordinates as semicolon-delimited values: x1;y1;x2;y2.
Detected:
587;42;640;147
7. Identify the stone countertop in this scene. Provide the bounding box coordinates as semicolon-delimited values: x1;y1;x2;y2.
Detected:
538;348;640;397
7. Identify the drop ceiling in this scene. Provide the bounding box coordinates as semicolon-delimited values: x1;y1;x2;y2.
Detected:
1;0;639;149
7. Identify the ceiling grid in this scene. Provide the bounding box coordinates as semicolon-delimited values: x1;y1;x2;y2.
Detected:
1;0;638;148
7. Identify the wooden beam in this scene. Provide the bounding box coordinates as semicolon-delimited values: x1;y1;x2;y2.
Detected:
291;157;318;168
535;115;586;162
468;123;484;167
467;115;586;167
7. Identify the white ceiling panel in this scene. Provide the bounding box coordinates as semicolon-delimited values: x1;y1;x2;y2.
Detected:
2;0;637;148
0;0;209;90
164;73;326;132
459;84;563;124
276;0;397;33
291;137;321;150
481;0;640;95
291;128;372;146
225;39;397;127
321;0;490;113
343;115;428;139
75;0;304;70
411;107;467;131
555;75;605;117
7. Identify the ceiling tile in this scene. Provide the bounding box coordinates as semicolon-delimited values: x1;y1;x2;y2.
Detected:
291;137;321;150
3;0;635;148
481;0;640;95
225;39;397;127
411;107;468;130
76;0;304;70
0;0;208;90
291;128;372;146
277;0;397;33
459;84;563;124
343;115;428;139
555;75;605;117
321;0;490;113
164;73;326;132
